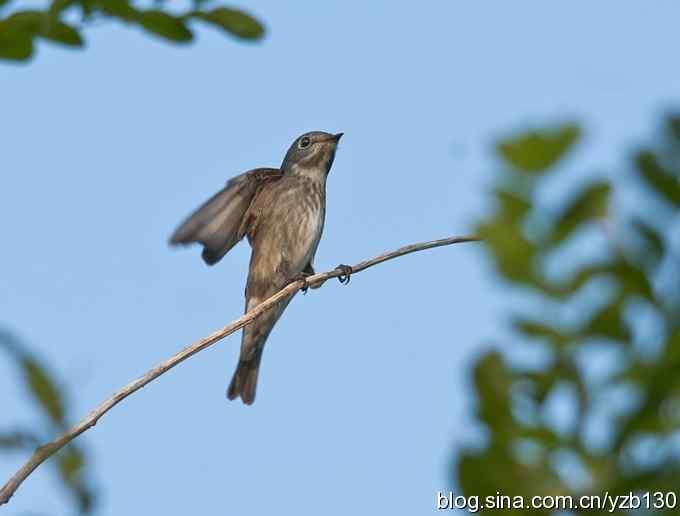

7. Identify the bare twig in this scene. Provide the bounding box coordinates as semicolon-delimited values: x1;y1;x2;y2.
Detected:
0;235;479;505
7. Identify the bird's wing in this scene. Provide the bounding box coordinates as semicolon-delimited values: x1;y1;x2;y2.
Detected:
170;167;282;265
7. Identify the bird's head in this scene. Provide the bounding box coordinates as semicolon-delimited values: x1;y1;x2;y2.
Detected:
281;131;343;177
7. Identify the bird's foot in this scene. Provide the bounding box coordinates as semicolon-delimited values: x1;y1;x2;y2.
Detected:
335;264;353;285
290;272;313;294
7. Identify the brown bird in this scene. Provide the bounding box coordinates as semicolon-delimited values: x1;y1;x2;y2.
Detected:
170;131;349;405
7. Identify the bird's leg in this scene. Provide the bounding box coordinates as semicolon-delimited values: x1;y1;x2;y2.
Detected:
335;264;353;285
300;261;324;291
290;271;313;294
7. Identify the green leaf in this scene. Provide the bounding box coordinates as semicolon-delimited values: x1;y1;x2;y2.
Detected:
0;430;40;450
2;11;82;60
58;445;95;513
514;319;570;344
615;332;680;445
519;426;562;449
478;221;538;286
495;188;531;223
98;0;138;22
2;10;43;33
474;351;515;434
610;468;680;499
546;262;613;298
608;260;654;300
48;0;76;16
458;444;567;509
0;32;34;60
523;372;557;404
632;218;664;266
1;331;66;425
497;124;581;174
0;10;42;61
0;331;95;512
550;181;610;245
138;10;193;42
79;0;96;18
667;116;680;143
22;356;66;426
583;297;630;341
58;445;84;484
39;20;83;47
636;150;680;206
74;483;95;513
192;7;264;40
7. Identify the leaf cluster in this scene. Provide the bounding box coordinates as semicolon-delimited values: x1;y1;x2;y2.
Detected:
0;0;264;61
1;331;96;513
457;116;680;513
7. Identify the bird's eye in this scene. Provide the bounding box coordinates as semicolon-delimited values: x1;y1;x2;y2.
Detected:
299;137;311;149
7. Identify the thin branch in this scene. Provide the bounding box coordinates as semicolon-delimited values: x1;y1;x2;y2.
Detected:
0;235;479;505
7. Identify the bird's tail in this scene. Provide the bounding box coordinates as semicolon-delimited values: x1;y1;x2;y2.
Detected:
226;349;263;405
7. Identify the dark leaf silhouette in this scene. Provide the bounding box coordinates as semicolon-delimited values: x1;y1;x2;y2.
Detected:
21;356;66;426
514;319;570;345
57;445;95;512
473;352;514;434
139;10;193;43
192;7;265;40
550;181;609;245
99;0;138;21
632;217;664;267
636;151;680;207
494;188;531;223
0;430;40;450
0;31;33;60
40;20;83;47
583;297;629;341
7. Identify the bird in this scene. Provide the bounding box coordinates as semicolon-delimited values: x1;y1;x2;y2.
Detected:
169;131;351;405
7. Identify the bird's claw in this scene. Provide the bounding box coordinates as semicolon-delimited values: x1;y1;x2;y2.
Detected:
336;264;353;285
291;272;312;294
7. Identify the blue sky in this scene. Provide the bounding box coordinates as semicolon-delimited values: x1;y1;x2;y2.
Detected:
2;1;680;514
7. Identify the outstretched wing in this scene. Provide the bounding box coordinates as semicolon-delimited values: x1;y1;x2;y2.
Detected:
170;167;282;265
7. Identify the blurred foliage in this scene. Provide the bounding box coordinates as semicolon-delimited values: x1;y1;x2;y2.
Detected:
0;0;264;61
456;116;680;514
1;331;96;513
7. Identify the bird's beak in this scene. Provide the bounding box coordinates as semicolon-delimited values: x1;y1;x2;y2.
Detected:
333;132;344;142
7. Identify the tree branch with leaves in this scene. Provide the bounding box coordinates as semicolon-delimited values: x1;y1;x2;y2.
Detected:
0;0;264;61
456;116;680;513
